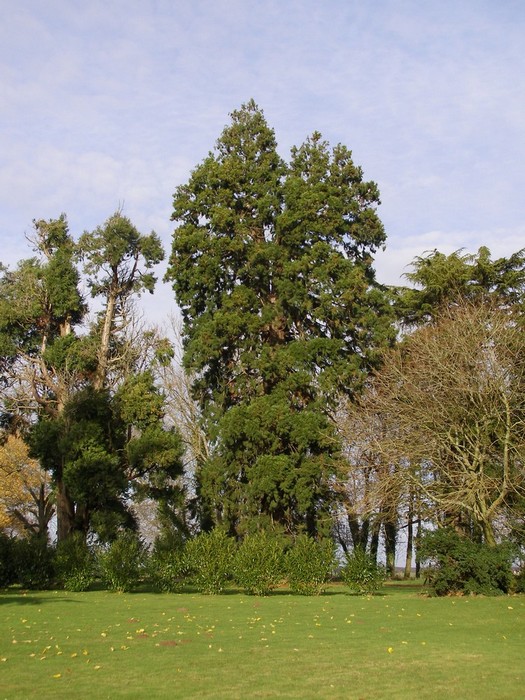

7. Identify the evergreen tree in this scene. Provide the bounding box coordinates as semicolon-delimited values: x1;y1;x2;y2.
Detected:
1;214;184;541
397;246;525;326
166;101;394;537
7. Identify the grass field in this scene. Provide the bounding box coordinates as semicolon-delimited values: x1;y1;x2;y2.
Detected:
1;583;523;699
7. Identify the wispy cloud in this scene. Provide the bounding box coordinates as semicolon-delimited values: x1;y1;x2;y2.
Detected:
1;0;524;312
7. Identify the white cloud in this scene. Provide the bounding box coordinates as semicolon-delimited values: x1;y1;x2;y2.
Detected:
1;0;524;322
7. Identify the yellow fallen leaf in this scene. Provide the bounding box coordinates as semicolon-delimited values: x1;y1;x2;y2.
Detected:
53;674;61;679
387;647;393;653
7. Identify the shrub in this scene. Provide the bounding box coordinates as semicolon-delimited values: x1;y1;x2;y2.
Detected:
0;533;17;587
340;548;385;595
13;536;55;590
514;567;525;593
55;532;96;591
419;528;513;596
98;531;146;592
233;531;284;595
184;529;236;594
147;535;188;593
284;536;335;596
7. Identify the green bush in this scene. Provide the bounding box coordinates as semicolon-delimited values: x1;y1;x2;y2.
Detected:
284;536;335;596
419;528;513;596
184;529;236;594
514;567;525;593
98;531;146;592
340;548;385;595
0;533;17;587
13;536;55;590
233;531;284;595
55;532;96;592
147;536;188;593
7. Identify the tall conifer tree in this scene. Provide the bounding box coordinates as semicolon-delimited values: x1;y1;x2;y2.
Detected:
166;101;393;536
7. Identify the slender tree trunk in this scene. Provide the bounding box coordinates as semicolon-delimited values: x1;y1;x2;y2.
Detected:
384;521;396;578
404;490;414;579
347;514;369;552
404;520;413;579
94;280;117;390
415;515;422;579
369;517;381;562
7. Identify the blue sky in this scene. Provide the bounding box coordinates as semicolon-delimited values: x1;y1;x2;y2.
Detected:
1;0;524;320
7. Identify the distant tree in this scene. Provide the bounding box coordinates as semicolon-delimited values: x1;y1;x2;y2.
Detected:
397;246;525;326
0;213;185;542
78;211;164;390
347;301;525;547
166;100;394;537
0;435;54;538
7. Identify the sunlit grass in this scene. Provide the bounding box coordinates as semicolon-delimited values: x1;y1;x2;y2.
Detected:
1;584;523;699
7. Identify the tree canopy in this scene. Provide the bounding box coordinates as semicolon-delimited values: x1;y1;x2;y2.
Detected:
166;100;394;537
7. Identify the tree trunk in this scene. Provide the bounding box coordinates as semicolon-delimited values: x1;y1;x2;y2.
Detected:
415;515;422;579
348;514;369;552
369;517;381;562
384;521;396;578
481;519;497;547
404;514;414;579
94;283;117;390
56;479;75;542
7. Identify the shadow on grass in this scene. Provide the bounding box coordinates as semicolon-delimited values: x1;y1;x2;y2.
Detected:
0;589;82;605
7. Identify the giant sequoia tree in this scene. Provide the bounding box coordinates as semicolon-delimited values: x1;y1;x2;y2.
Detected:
166;101;393;537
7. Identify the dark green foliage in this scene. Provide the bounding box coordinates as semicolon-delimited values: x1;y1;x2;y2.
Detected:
397;246;525;325
55;532;96;591
184;529;236;594
232;531;285;595
12;537;55;590
284;535;335;595
147;534;188;593
30;388;127;517
340;548;385;594
208;392;335;536
29;372;185;541
514;568;525;593
0;533;17;587
98;531;147;592
166;101;394;536
78;211;164;299
419;528;514;596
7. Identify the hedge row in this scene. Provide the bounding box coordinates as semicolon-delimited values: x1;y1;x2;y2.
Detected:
0;530;385;596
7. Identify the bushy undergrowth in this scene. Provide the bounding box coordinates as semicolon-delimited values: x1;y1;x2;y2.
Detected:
98;531;147;592
3;525;520;598
55;532;96;591
147;534;188;593
0;533;17;587
233;531;284;595
12;536;56;590
184;529;237;594
284;535;335;595
340;548;385;594
419;528;513;596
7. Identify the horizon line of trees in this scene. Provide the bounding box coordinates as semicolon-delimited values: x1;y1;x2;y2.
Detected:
2;100;524;583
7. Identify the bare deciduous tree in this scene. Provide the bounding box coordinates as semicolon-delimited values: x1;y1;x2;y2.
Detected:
343;301;525;548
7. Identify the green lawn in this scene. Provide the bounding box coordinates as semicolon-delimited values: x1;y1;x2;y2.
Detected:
1;584;523;699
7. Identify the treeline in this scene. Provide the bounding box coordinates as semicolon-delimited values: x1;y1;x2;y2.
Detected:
1;101;525;593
